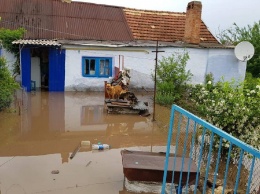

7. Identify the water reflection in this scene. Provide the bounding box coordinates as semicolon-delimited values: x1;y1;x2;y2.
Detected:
20;91;152;133
20;91;154;135
21;92;65;133
6;91;162;156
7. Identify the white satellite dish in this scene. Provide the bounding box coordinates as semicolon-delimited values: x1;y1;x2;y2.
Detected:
234;41;255;62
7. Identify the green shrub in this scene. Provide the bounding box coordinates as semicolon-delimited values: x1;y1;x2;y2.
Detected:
244;72;260;90
191;78;260;157
155;92;176;106
154;50;192;105
0;27;26;76
0;57;19;111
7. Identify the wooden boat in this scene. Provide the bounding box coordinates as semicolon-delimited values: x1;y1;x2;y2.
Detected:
121;150;198;185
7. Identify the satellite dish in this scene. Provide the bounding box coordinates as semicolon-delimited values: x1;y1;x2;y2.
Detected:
234;41;255;62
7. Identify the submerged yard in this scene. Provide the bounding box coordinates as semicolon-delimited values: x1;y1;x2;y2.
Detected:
1;91;259;194
0;91;171;194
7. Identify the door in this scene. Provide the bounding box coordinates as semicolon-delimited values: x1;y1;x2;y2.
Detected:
48;48;65;91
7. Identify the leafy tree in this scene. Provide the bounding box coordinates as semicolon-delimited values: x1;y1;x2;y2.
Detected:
0;27;26;76
0;28;25;55
154;50;192;105
0;57;19;111
217;21;260;78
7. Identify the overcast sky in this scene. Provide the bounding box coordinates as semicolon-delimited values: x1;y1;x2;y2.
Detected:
73;0;260;36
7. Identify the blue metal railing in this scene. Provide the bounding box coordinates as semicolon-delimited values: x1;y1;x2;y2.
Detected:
161;105;260;194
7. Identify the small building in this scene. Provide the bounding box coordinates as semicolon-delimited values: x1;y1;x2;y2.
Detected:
0;0;246;92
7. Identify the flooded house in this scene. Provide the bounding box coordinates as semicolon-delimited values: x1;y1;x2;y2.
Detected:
0;1;260;194
0;0;246;92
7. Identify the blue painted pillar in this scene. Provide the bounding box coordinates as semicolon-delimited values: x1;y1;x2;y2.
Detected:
49;48;65;91
21;47;31;92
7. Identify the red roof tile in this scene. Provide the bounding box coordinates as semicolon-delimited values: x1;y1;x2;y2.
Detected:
123;8;219;44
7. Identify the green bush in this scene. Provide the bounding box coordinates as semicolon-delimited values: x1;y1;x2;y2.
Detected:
244;72;260;90
0;27;26;76
156;92;177;106
191;78;260;157
0;57;19;111
154;50;192;105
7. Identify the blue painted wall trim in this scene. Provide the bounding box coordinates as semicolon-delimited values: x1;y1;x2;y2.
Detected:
49;48;65;91
21;48;31;92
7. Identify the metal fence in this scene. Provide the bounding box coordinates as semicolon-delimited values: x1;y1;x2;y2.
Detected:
161;105;260;194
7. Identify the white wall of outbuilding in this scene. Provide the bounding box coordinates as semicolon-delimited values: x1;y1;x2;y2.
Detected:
64;46;246;91
2;46;246;92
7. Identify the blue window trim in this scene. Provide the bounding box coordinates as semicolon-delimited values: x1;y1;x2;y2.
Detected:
82;57;112;78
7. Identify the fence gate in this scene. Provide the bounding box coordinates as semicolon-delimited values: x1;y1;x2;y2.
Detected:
161;105;260;194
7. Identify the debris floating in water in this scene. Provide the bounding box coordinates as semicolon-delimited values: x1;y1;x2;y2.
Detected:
70;143;81;159
86;161;92;167
81;140;91;146
51;170;59;174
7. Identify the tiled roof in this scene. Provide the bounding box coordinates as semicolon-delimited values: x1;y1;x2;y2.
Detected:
123;8;219;44
0;0;219;45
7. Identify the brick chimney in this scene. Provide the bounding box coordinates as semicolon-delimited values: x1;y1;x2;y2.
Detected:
183;1;202;44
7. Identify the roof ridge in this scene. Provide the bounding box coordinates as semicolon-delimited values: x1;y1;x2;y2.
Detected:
69;0;185;15
70;0;124;8
123;7;186;15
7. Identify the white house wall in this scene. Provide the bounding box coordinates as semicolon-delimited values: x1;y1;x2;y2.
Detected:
64;46;246;91
64;48;155;91
1;45;247;92
65;49;113;91
206;49;246;83
1;48;16;73
159;47;209;85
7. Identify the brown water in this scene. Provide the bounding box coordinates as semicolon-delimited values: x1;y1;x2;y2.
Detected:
0;91;170;194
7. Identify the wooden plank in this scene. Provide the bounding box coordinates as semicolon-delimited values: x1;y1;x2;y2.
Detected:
111;102;131;107
121;150;198;184
105;99;128;103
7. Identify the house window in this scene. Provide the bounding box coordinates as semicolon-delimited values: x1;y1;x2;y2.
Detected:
82;57;112;77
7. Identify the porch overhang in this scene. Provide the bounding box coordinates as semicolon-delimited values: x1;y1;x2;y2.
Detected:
12;39;61;46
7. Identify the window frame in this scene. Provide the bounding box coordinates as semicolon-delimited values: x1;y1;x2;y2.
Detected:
82;57;112;78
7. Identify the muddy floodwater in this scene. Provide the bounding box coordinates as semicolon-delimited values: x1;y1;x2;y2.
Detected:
0;91;171;194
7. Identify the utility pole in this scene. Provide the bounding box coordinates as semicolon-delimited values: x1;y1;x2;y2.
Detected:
152;40;164;121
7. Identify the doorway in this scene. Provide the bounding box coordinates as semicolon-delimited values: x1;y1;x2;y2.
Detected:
21;46;65;92
31;47;49;90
